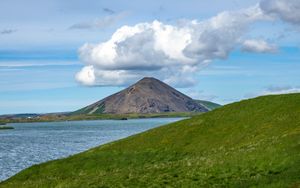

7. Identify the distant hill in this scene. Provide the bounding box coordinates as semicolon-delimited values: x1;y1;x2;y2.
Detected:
3;93;300;187
195;100;221;110
73;77;209;114
0;113;40;119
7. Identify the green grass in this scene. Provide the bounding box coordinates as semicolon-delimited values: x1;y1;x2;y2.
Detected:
0;112;200;124
94;103;105;114
66;112;199;120
1;93;300;187
72;103;106;115
0;126;14;130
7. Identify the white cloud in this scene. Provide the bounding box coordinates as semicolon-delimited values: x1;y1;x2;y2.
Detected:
242;39;277;53
75;66;96;86
75;66;140;86
75;1;300;87
260;0;300;24
76;5;266;87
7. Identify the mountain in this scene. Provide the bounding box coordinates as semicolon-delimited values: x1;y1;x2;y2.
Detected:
0;113;40;119
74;77;209;114
195;100;221;110
3;93;299;187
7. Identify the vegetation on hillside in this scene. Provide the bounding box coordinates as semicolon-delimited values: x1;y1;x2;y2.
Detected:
1;93;299;187
0;112;201;124
195;100;221;110
0;126;14;130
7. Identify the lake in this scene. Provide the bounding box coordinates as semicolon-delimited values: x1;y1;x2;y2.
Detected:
0;118;182;181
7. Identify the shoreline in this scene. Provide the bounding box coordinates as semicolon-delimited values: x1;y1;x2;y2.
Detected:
0;117;182;182
0;112;199;125
0;126;14;130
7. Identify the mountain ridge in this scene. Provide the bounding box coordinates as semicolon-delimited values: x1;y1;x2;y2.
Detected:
74;77;211;114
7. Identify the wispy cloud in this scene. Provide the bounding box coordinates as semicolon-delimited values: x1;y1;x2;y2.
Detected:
0;61;79;68
187;89;218;101
69;12;128;30
103;8;115;14
245;85;300;99
0;99;91;114
0;82;75;92
0;29;17;35
262;85;300;95
198;65;253;76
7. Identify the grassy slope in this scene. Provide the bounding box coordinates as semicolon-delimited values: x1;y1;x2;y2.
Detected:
1;94;300;187
195;100;221;110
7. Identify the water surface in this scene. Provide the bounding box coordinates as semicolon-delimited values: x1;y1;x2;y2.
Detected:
0;118;182;181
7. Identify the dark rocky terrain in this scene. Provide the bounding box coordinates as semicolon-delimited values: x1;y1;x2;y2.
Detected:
74;77;209;114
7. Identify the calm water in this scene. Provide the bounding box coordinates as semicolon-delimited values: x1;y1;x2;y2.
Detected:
0;118;181;181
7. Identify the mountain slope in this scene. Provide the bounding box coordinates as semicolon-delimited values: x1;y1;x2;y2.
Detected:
2;93;300;187
195;100;221;110
73;77;209;114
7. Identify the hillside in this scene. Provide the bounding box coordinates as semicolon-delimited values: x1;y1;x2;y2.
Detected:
195;100;221;110
1;93;300;187
73;77;209;114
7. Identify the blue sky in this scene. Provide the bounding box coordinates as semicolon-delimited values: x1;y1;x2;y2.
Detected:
0;0;299;114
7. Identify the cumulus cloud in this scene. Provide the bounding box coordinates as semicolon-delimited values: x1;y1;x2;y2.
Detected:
242;39;277;53
75;66;139;86
76;5;266;87
260;0;300;24
75;0;300;87
69;12;127;30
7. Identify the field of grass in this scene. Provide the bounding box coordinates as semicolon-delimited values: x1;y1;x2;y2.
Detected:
1;93;299;187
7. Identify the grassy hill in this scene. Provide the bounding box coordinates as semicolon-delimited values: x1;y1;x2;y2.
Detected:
1;93;300;187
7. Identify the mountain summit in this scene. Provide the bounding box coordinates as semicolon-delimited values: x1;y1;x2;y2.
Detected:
74;77;209;114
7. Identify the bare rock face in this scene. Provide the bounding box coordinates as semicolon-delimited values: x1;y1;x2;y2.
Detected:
75;77;209;114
